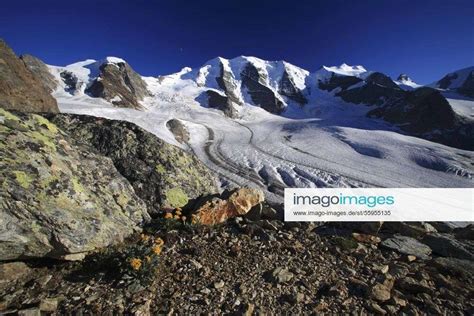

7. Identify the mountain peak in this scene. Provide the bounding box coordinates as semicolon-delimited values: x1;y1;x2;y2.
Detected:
320;63;367;77
395;73;420;90
397;74;411;82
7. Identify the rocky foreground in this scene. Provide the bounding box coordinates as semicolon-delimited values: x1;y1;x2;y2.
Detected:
1;218;473;315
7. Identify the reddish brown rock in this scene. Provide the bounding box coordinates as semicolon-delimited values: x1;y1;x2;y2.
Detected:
192;188;264;225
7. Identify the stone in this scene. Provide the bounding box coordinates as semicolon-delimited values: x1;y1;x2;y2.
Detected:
352;233;381;244
370;283;391;302
407;255;417;262
431;257;474;278
270;267;294;284
0;111;150;260
192;188;265;225
48;114;218;214
0;39;59;113
382;222;437;238
213;280;225;289
17;308;41;316
0;262;32;283
422;233;473;260
380;235;432;260
454;224;474;241
39;298;58;312
396;277;433;295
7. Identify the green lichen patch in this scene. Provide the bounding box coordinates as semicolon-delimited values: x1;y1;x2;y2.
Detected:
155;164;166;174
32;114;59;134
165;187;189;208
13;170;34;189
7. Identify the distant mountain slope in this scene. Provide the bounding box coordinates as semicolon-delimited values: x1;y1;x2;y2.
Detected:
430;66;474;98
0;39;58;113
48;57;150;109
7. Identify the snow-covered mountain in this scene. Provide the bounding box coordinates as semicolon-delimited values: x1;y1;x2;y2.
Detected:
17;52;470;199
429;66;474;98
48;57;149;109
394;74;421;91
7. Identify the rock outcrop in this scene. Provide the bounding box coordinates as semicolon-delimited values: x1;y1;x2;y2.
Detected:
0;109;149;260
241;63;285;114
20;54;58;93
47;114;219;214
279;69;307;105
0;39;58;113
85;59;150;109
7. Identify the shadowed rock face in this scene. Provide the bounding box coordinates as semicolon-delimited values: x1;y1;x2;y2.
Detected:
279;70;307;105
368;88;456;133
437;73;458;89
318;73;363;92
0;39;58;113
20;54;57;93
47;113;219;214
85;61;150;109
0;109;149;260
458;71;474;98
337;72;404;106
241;63;285;114
211;61;242;117
204;90;238;117
60;70;82;95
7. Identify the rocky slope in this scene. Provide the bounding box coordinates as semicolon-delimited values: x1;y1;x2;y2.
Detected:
20;54;58;93
0;217;472;315
430;66;474;98
85;58;150;109
317;66;474;150
0;39;58;113
0;109;149;261
47;113;218;214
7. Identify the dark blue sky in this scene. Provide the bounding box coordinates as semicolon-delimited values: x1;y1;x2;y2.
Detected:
1;0;473;84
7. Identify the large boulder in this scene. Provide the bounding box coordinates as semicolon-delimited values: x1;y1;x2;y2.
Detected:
191;188;265;225
0;39;58;113
0;109;149;260
85;59;150;109
47;113;219;214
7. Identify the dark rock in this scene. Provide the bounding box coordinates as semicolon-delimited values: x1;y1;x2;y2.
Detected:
60;70;82;95
279;70;307;104
166;119;190;144
453;224;474;241
318;73;362;92
47;113;218;213
380;235;432;260
422;233;473;260
458;70;474;98
0;39;58;113
382;222;437;238
446;257;474;282
241;62;285;114
85;60;150;109
214;60;243;116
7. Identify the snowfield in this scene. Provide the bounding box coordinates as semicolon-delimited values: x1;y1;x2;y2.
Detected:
51;58;474;203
